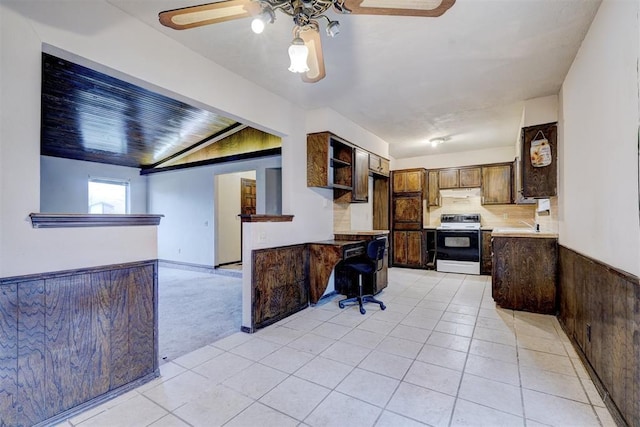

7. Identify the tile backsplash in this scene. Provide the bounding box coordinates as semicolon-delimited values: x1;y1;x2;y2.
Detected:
427;196;537;229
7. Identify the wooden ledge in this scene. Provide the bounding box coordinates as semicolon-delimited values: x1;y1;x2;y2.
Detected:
29;213;163;228
239;214;294;223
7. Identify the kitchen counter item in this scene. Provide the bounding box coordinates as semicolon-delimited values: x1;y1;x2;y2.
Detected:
492;227;558;238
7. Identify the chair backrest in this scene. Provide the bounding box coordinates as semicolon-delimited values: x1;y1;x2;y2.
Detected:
367;237;387;272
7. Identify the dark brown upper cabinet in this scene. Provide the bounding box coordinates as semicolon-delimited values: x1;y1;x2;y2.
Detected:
521;123;558;198
459;167;482;188
427;170;440;207
481;163;513;204
369;153;390;177
438;169;459;189
392;169;425;193
352;148;369;202
307;132;380;204
307;132;352;190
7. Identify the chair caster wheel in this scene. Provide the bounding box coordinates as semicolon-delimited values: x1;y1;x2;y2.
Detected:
380;304;386;310
338;302;345;309
359;307;366;315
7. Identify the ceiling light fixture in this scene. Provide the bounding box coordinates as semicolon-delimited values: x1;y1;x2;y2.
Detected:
160;1;457;82
251;5;276;34
288;36;310;73
251;0;349;74
430;136;451;147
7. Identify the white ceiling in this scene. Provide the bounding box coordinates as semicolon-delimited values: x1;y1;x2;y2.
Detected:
109;0;601;159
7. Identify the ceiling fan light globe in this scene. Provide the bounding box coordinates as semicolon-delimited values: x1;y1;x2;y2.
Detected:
288;39;310;73
251;18;265;33
326;20;340;37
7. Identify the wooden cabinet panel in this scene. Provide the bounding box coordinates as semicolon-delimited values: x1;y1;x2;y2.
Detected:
492;237;557;314
393;232;408;265
459;167;481;188
307;132;331;188
482;164;512;204
480;230;492;275
369;154;390;177
428;170;439;206
392;231;424;267
352;148;369;202
393;169;424;193
307;132;354;202
438;169;459;189
372;178;389;230
252;245;308;329
521;123;557;198
406;232;423;266
393;196;422;224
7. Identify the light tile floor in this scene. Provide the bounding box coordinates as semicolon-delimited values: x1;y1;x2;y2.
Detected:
59;268;617;427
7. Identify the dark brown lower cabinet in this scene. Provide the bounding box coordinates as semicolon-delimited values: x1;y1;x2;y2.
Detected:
252;244;308;330
0;261;157;427
491;236;557;314
481;230;492;275
393;230;425;268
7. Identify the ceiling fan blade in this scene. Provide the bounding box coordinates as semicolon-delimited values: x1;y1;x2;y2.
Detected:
159;0;260;30
299;27;326;83
342;0;455;17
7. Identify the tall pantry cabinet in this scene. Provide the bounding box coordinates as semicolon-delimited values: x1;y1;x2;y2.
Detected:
391;169;427;268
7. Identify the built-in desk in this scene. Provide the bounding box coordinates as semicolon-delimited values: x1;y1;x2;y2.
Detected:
333;231;389;296
249;231;389;331
308;240;366;304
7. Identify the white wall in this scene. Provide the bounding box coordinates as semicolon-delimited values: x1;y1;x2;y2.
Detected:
216;171;255;265
0;4;158;276
0;1;392;328
148;167;214;266
523;95;559;128
559;0;640;276
148;156;281;267
0;0;314;278
40;156;148;214
393;145;517;170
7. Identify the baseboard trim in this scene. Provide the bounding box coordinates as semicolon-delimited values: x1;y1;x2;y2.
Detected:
159;259;242;278
34;370;159;427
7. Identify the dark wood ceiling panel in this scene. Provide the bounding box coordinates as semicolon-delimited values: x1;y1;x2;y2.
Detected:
41;53;239;168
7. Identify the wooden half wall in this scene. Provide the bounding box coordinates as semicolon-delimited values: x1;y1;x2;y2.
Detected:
0;260;158;427
558;246;639;427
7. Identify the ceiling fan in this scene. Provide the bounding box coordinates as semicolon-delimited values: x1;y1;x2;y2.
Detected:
159;0;456;83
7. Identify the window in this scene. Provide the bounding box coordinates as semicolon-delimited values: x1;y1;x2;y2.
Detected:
88;178;129;214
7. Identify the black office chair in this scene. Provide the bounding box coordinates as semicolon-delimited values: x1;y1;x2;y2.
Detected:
338;237;387;315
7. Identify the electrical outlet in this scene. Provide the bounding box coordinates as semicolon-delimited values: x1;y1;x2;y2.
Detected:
258;232;267;243
503;213;508;219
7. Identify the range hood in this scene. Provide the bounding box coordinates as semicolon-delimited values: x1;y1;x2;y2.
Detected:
439;188;482;199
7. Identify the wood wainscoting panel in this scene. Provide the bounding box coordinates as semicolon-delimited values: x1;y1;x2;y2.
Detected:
0;260;158;426
252;245;308;330
110;265;155;389
558;246;639;427
45;273;109;416
0;284;18;426
17;280;46;426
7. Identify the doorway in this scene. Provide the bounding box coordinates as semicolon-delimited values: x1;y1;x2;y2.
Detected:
215;171;256;270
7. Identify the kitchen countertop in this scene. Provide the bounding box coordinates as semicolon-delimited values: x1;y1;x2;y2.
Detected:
334;230;389;236
491;227;558;238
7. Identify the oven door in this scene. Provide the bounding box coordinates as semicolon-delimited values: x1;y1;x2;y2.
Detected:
436;229;480;262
